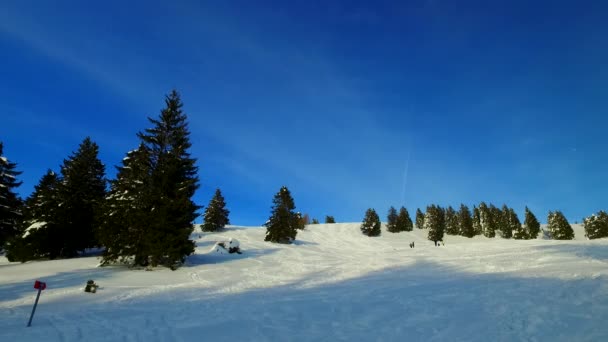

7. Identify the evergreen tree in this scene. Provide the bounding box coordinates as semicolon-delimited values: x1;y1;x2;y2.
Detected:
55;137;107;257
458;204;475;238
583;211;608;239
547;210;574;240
360;208;381;237
397;206;413;232
135;91;200;267
311;218;320;224
506;208;521;239
444;206;459;235
265;186;298;243
98;145;152;266
415;208;425;229
325;215;336;224
524;207;541;239
294;212;306;230
386;206;399;233
512;208;528;240
425;205;445;242
479;202;495;238
497;204;513;239
6;170;59;261
201;189;230;232
0;142;23;250
472;206;482;235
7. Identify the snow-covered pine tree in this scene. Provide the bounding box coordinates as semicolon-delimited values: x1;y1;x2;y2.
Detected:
425;205;445;242
98;145;152;266
547;210;574;240
360;208;381;237
265;186;298;243
512;208;528;239
325;216;336;224
583;211;608;239
497;204;513;238
524;207;540;239
458;204;475;238
54;137;107;258
479;202;495;238
6;170;60;261
397;206;413;232
445;206;459;235
506;208;521;239
386;206;399;233
201;189;230;232
0;142;23;250
136;90;200;268
472;205;482;235
415;208;425;229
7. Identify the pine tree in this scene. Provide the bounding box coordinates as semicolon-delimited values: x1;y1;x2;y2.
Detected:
445;206;459;235
497;204;513;239
512;208;528;239
415;208;425;229
265;186;298;243
294;212;306;230
325;216;336;224
0;142;23;250
583;211;608;239
506;208;521;239
201;189;230;232
458;204;475;238
524;207;541;239
425;205;445;242
547;210;574;240
55;137;107;258
472;206;482;236
360;208;381;237
397;206;413;232
135;91;200;267
6;170;59;261
311;218;320;224
479;202;495;238
386;206;399;233
98;145;152;266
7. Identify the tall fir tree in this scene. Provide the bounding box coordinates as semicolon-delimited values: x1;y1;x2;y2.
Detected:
98;145;153;266
415;208;425;229
497;204;513;239
325;215;336;224
386;206;399;233
583;211;608;239
524;207;541;239
5;170;59;261
458;204;475;238
547;211;574;240
425;205;445;242
135;91;200;267
265;186;298;243
201;189;230;232
444;206;459;235
55;137;107;258
0;142;23;250
472;206;482;236
360;208;381;237
311;218;320;224
479;202;495;238
506;208;521;239
397;206;413;232
512;208;528;239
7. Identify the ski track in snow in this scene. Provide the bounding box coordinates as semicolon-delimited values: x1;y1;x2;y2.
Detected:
1;223;608;341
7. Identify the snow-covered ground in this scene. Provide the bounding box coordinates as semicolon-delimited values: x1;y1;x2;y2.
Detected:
1;223;607;341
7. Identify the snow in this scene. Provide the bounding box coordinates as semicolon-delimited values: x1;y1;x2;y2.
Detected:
1;223;608;341
0;156;7;163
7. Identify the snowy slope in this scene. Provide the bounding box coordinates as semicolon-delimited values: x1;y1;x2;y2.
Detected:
1;223;607;341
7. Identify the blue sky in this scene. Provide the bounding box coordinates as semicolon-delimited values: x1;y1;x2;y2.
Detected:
1;0;606;225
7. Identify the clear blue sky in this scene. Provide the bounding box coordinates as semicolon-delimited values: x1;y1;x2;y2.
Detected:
1;0;606;225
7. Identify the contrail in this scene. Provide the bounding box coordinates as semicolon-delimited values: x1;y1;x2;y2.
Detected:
400;139;412;206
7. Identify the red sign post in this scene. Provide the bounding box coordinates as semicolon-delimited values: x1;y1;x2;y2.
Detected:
27;280;46;327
